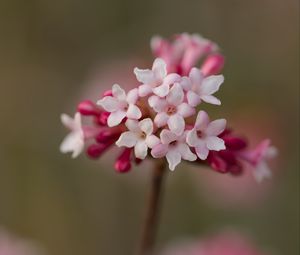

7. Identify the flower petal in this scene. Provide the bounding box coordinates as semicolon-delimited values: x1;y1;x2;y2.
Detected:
160;129;177;145
166;83;184;106
195;144;209;160
127;88;139;104
61;113;75;130
186;129;201;147
151;144;168;158
138;84;153;97
168;114;185;135
194;110;210;130
134;140;148;159
139;118;153;135
134;68;156;84
177;102;195;118
189;67;203;86
163;73;181;85
146;135;160;148
112;84;126;101
153;83;170;97
166;150;181;171
180;76;192;91
125;119;140;132
200;95;221;105
154;112;169;127
152;58;167;80
253;161;272;183
206;136;226;151
148;96;167;113
178;143;197;161
187;90;201;107
199;74;224;95
206;119;226;136
126;104;142;119
97;96;120;112
107;110;126;127
116;131;138;147
60;132;84;158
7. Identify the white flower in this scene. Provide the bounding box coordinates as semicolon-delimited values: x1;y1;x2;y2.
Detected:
186;111;226;160
116;118;160;159
181;67;224;107
149;83;195;135
134;58;180;97
151;129;196;171
60;112;85;158
97;84;142;127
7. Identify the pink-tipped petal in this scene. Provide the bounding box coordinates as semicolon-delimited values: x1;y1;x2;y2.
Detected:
186;129;201;147
187;90;201;107
107;110;126;127
154;112;169;127
177;102;196;118
146;135;160;148
116;131;137;147
126;104;142;119
189;67;203;85
168;114;185;135
166;83;184;106
151;144;168;158
160;129;177;144
195;110;210;130
206;119;227;136
97;96;120;112
153;83;170;97
139;118;153;135
206;136;226;151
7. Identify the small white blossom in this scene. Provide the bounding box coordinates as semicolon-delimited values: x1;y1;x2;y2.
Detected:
134;58;180;97
116;118;160;159
186;111;226;160
97;84;142;127
149;83;195;135
151;129;196;171
60;112;84;158
181;67;224;107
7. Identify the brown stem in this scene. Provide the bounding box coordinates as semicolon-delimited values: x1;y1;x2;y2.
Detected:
137;159;167;255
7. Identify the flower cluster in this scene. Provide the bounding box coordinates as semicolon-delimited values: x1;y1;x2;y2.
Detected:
60;33;276;181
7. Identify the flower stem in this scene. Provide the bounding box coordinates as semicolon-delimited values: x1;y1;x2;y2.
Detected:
137;160;167;255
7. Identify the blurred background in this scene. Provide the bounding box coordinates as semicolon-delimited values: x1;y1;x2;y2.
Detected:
0;0;299;254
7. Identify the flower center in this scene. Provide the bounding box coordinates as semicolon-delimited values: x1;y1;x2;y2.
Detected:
166;105;177;115
197;130;203;138
169;141;177;147
140;132;147;139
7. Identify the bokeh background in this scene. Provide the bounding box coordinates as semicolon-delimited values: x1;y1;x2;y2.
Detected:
0;0;299;254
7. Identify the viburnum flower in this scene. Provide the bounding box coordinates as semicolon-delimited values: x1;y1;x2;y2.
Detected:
97;84;141;127
60;32;276;180
187;110;226;160
151;129;197;170
60;112;85;158
149;83;195;135
134;58;180;97
116;118;160;159
181;67;224;106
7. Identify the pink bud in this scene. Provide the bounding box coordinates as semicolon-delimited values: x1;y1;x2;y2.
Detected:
114;149;132;173
86;143;112;159
78;100;101;116
103;90;113;97
201;54;225;76
96;112;110;126
96;130;120;143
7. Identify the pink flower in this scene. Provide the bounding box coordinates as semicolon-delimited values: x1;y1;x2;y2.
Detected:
187;111;226;160
240;139;278;182
60;112;85;158
134;58;180;97
151;129;196;170
181;67;224;107
151;33;219;75
97;84;142;127
116;118;160;159
149;83;195;135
